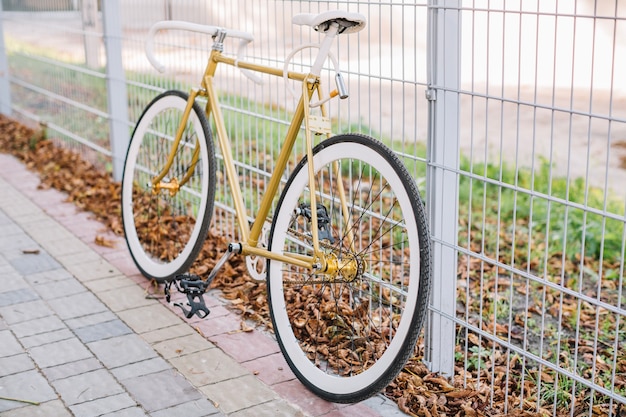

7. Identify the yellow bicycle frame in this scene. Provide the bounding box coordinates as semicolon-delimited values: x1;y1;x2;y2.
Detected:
152;44;355;275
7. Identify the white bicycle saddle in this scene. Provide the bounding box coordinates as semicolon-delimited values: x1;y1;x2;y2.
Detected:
292;10;366;34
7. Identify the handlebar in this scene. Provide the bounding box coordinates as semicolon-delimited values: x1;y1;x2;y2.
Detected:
146;20;261;83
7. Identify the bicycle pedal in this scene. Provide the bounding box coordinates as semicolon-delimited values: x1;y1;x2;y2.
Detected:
164;274;211;319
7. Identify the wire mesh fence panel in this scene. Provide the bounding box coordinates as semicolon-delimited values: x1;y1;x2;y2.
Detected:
454;1;626;415
1;0;111;168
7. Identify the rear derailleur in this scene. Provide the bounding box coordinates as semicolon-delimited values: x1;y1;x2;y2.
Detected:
164;274;210;319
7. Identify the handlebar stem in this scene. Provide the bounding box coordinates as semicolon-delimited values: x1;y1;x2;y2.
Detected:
212;30;227;52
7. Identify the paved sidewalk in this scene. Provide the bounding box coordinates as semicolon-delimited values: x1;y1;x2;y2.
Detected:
0;153;405;417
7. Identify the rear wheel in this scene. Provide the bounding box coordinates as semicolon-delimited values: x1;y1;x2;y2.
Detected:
267;134;431;403
121;90;215;282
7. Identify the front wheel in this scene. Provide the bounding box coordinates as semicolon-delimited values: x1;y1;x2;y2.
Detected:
121;90;216;282
267;134;431;403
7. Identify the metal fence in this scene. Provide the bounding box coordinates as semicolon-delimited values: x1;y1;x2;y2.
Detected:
0;1;624;415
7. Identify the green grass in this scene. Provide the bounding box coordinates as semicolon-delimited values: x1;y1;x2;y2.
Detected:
459;156;626;264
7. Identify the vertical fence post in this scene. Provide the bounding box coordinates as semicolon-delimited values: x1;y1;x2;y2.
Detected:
101;0;129;181
0;1;12;115
424;0;461;377
81;0;101;68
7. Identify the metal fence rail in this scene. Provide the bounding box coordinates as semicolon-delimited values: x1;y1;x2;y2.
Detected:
0;1;624;415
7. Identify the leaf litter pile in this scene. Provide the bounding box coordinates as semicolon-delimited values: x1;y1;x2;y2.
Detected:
1;114;624;417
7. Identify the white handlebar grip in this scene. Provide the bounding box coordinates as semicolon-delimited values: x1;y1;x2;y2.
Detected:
146;22;167;72
145;20;257;83
145;21;222;72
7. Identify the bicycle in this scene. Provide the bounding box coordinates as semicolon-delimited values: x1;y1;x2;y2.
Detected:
121;10;431;403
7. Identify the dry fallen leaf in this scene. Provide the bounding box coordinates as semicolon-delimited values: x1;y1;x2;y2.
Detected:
95;235;117;248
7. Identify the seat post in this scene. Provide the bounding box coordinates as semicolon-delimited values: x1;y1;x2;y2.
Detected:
309;23;339;77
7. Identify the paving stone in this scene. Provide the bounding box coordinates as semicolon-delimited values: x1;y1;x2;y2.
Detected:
21;217;76;242
152;332;214;359
74;319;133;343
21;221;74;246
272;379;336;416
42;358;103;382
102;252;142;277
0;399;73;417
58;211;104;240
20;328;74;348
88;334;157;369
9;251;61;275
33;277;86;300
69;393;138;417
0;258;13;271
117;304;183;334
0;299;54;324
83;275;138;293
202;291;230;309
97;285;158;312
9;209;50;226
331;402;383;417
24;267;74;285
40;200;78;219
140;323;195;345
0;353;34;375
111;357;171;381
241;352;296;386
150;398;222;417
201;374;277;414
362;394;408;417
0;370;58;412
10;315;66;338
0;211;19;228
0;272;29;294
52;369;125;405
228;399;307;417
0;231;38;259
101;406;148;417
65;310;118;330
63;257;121;282
0;288;40;307
121;369;202;412
169;349;249;387
47;291;108;320
0;220;22;235
0;329;25;357
29;338;94;368
194;308;242;337
207;329;280;364
43;236;94;258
